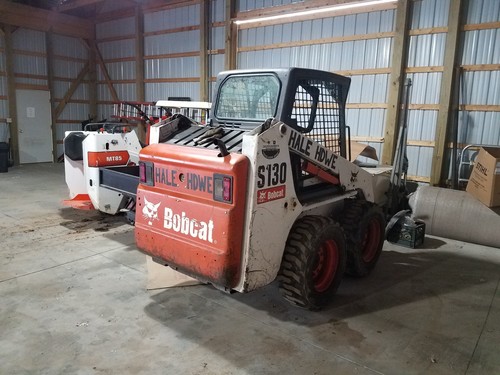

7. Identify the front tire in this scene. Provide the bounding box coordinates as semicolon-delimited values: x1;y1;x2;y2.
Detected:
278;216;346;310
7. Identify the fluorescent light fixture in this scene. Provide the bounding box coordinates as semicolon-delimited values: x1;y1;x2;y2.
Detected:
234;0;398;25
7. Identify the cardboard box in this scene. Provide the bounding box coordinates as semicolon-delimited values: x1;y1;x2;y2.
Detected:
146;256;202;290
466;147;500;207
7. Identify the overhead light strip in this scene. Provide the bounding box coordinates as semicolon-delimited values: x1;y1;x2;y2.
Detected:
234;0;398;25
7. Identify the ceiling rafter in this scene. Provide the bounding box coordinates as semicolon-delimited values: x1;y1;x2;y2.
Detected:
0;0;94;39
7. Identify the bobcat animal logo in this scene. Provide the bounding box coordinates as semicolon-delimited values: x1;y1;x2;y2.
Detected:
143;197;161;225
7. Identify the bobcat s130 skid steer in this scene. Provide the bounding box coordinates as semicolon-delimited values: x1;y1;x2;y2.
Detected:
130;68;399;310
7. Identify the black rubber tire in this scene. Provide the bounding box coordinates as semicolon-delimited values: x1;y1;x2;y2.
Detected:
278;216;346;310
341;200;386;277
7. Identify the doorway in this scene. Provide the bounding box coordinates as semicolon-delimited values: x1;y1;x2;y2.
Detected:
16;89;53;164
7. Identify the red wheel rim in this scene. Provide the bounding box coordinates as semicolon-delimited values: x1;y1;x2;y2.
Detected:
361;218;381;263
312;240;339;293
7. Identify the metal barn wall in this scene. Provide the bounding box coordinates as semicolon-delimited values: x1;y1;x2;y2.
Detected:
210;0;226;101
237;7;396;167
238;0;304;12
96;16;137;120
143;3;201;102
0;27;90;158
459;0;500;147
51;35;90;157
236;0;500;182
405;0;449;180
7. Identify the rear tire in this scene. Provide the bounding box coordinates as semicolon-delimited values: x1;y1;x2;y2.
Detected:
341;200;385;277
278;216;346;310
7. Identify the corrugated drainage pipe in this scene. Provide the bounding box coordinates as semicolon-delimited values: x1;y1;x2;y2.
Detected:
409;186;500;248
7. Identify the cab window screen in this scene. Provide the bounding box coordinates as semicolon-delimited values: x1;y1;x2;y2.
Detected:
216;75;280;121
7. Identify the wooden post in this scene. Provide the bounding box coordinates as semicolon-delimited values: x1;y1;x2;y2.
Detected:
45;29;57;161
4;25;19;166
135;5;145;102
135;5;146;143
224;0;237;70
88;40;98;121
381;0;411;165
430;0;464;186
200;0;210;101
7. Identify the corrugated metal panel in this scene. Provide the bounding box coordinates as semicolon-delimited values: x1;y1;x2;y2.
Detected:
145;82;200;101
12;29;46;52
407;34;446;67
98;83;113;102
407;110;438;141
211;26;226;50
211;54;225;78
13;55;47;76
462;71;500;106
97;105;115;122
212;0;225;22
144;4;200;33
52;35;88;60
145;31;200;55
406;146;434;177
456;0;500;164
238;0;304;12
96;17;135;39
99;39;136;60
411;0;450;29
461;28;500;65
58;103;90;122
53;61;85;79
409;72;442;104
144;57;199;79
99;61;136;81
53;82;89;101
458;111;500;145
114;84;137;101
464;0;500;24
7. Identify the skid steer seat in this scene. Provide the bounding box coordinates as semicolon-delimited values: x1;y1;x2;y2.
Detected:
64;132;86;161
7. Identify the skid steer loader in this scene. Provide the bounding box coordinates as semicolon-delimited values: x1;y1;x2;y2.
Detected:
134;68;398;310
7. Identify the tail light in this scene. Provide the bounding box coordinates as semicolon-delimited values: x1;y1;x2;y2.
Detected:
213;174;233;204
139;161;154;186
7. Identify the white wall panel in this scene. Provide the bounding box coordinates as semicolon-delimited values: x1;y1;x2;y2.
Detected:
96;17;135;39
145;56;199;79
145;31;200;55
145;83;200;102
52;35;87;60
144;4;200;32
99;40;136;60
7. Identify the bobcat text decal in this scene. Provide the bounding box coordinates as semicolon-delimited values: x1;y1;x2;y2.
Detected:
164;207;214;243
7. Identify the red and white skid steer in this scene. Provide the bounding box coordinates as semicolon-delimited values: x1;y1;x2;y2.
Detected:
128;68;404;310
62;101;211;215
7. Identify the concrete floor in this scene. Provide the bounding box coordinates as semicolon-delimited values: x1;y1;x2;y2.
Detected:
1;163;499;375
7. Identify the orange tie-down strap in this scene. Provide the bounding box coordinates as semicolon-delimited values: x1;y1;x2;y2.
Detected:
302;161;340;185
62;194;95;210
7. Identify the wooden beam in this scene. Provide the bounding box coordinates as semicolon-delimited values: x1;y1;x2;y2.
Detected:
4;25;19;166
0;0;94;39
430;0;464;186
55;0;105;12
135;5;145;102
237;31;395;52
94;42;119;103
225;0;237;70
54;61;90;120
46;30;57;162
135;5;146;144
88;40;98;121
200;0;210;101
381;0;411;165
